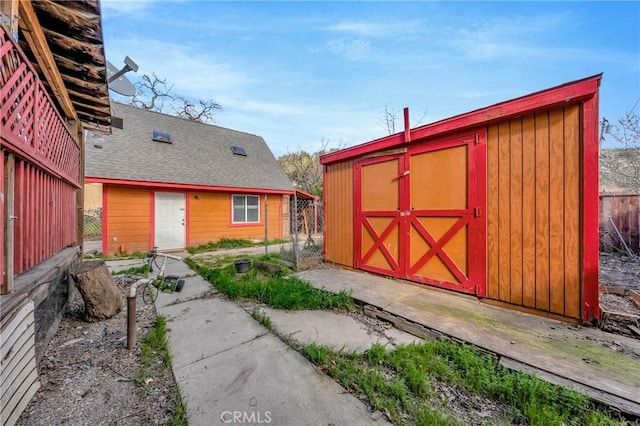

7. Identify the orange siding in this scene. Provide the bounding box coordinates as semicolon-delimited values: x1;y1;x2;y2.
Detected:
105;186;151;254
486;105;582;319
324;161;354;266
105;187;285;254
187;192;282;247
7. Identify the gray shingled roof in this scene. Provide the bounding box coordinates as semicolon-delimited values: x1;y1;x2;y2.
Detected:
85;102;294;192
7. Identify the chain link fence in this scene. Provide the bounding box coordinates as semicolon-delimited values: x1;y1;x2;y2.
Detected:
83;208;102;241
279;195;323;269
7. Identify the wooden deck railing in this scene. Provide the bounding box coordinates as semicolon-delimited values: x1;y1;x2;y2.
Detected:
1;25;80;289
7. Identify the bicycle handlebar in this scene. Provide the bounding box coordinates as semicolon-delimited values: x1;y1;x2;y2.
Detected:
156;253;182;261
146;250;181;261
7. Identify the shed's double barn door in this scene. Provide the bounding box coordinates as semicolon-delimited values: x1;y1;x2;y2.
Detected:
355;134;485;296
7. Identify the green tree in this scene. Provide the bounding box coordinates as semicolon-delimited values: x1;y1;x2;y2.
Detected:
279;140;342;198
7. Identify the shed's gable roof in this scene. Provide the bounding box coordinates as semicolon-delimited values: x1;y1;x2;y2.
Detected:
321;74;602;165
85;102;293;192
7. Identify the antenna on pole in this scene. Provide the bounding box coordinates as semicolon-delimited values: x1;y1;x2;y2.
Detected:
106;56;138;96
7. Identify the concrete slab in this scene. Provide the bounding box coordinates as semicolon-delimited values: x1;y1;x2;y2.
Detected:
161;298;269;370
263;308;422;352
174;334;382;426
156;261;388;426
298;267;640;415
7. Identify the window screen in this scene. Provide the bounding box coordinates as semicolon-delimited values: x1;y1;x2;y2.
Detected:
232;195;259;223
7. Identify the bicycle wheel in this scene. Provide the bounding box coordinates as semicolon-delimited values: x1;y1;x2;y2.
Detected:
142;281;159;304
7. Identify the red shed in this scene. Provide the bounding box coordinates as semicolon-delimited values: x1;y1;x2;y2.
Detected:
320;75;602;324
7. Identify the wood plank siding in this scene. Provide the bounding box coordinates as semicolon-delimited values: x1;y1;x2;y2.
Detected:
487;105;582;319
324;161;354;266
104;186;151;254
188;192;283;246
103;186;285;254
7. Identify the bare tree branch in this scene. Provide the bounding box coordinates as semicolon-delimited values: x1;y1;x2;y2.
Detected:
600;110;640;193
126;73;222;124
172;96;222;123
130;73;175;111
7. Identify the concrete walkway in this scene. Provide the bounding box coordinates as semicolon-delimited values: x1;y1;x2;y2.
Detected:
298;267;640;417
153;260;387;426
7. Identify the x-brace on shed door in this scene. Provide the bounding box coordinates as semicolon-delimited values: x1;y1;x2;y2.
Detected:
355;132;486;296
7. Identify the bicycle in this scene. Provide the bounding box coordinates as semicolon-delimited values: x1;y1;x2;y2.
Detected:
141;247;185;304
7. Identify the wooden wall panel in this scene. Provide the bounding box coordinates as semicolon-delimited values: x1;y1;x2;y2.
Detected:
521;116;536;308
535;112;551;312
497;122;511;301
509;119;523;306
486;105;582;319
105;186;151;254
324;161;354;266
487;124;499;299
564;106;581;318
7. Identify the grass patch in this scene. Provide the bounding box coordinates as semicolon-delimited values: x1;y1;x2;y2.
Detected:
186;238;255;254
137;316;187;425
111;263;150;276
303;340;629;426
185;258;353;311
186;237;291;254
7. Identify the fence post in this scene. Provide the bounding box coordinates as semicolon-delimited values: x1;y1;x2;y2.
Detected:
293;192;299;268
264;194;268;254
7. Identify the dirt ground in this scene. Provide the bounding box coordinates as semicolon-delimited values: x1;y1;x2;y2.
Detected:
15;252;640;425
17;276;181;426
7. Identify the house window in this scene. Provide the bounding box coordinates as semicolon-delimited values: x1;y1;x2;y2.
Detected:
232;195;260;223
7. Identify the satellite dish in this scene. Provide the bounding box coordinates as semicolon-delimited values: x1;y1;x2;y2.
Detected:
106;56;138;96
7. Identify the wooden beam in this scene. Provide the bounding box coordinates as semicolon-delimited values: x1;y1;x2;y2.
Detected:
18;0;77;121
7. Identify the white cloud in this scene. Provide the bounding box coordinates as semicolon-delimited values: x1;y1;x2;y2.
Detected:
323;38;377;62
104;37;252;97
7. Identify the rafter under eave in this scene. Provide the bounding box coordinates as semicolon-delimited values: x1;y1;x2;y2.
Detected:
18;0;77;122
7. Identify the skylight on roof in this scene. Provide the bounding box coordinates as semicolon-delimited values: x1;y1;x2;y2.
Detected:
152;130;172;143
231;145;247;156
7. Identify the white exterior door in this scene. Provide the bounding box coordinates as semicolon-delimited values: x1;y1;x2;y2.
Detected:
154;192;186;250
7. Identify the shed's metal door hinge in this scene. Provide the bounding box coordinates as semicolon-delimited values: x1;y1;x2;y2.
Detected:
474;207;481;217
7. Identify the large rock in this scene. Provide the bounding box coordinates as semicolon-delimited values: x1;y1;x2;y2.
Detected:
71;260;123;322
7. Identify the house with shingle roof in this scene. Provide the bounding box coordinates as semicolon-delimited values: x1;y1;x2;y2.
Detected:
85;102;294;254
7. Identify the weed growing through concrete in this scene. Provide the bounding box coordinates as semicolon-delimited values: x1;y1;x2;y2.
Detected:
251;309;273;330
304;341;629;426
185;258;354;311
137;316;188;425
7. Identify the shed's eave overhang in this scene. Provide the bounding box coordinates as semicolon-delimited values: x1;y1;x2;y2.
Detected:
85;177;295;195
321;74;602;165
295;189;319;200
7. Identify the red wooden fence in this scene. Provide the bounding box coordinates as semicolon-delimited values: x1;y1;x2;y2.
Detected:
600;193;640;254
1;26;80;287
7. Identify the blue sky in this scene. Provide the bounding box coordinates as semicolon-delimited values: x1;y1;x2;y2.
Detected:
102;1;640;155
